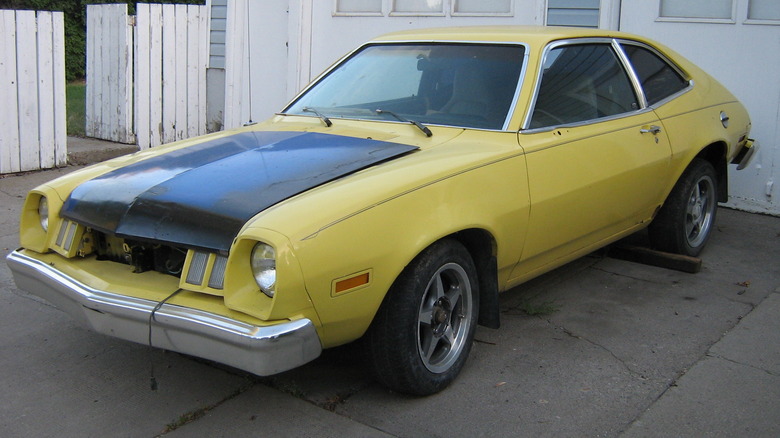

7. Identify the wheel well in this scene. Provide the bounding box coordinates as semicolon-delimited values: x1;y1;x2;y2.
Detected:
451;229;500;329
694;142;728;202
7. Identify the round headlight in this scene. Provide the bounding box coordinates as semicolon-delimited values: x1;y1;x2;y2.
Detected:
38;196;49;232
251;242;276;297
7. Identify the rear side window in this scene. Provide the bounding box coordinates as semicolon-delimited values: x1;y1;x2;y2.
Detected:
529;44;638;129
622;44;689;106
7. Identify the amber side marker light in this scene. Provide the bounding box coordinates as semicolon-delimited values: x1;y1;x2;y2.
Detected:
334;272;370;294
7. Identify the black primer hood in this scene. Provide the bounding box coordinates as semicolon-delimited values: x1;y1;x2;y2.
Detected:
60;131;418;253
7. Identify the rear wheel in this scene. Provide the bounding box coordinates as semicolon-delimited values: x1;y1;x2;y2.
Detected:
649;158;718;256
365;239;479;395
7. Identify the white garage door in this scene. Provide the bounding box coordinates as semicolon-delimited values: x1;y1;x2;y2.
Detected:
620;0;779;215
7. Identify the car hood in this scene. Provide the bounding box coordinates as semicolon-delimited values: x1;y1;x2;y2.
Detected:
59;131;418;253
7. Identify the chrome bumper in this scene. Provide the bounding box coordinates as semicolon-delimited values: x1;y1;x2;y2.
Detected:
732;139;759;170
6;250;322;376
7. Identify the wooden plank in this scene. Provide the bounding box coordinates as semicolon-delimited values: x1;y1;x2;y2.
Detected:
608;244;702;274
85;5;97;138
149;4;163;147
36;11;56;169
162;4;176;144
135;3;150;149
116;4;133;144
99;5;111;140
52;12;67;166
15;10;40;171
0;11;21;173
222;0;246;129
175;4;187;141
198;5;208;135
107;4;120;141
186;5;199;138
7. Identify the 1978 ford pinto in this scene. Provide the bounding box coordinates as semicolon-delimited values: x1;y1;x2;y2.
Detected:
7;26;757;395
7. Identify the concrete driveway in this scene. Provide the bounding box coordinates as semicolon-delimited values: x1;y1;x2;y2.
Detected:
2;167;779;437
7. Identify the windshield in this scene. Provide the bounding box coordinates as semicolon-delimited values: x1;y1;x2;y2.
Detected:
285;43;526;130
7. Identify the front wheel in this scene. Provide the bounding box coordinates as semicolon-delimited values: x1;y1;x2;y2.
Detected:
365;239;479;395
649;158;718;257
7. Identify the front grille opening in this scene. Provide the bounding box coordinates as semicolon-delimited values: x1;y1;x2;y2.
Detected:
94;232;187;277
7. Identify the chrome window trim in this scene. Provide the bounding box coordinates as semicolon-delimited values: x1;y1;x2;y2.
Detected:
520;107;656;135
614;39;694;107
521;37;695;133
612;40;648;109
646;80;695;109
521;37;622;131
281;40;530;133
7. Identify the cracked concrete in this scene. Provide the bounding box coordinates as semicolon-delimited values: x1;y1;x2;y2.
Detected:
1;162;779;437
549;319;647;379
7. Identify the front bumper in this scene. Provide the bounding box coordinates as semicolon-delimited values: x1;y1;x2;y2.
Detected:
6;250;322;375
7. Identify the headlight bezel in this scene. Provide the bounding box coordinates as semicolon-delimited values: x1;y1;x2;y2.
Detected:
251;242;276;297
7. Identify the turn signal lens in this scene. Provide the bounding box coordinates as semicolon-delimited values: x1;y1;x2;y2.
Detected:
251;242;276;297
38;197;49;232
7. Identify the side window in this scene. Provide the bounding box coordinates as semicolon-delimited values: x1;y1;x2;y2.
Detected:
622;44;689;106
530;44;638;129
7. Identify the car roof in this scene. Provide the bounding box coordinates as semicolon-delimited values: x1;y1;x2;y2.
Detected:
371;25;641;46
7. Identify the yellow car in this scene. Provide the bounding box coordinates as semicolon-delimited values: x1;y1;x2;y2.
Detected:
8;26;757;395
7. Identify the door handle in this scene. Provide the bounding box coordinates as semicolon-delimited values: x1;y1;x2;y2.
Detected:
640;125;662;135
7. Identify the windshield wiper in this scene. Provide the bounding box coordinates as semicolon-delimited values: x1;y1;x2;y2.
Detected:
302;107;333;127
375;109;432;137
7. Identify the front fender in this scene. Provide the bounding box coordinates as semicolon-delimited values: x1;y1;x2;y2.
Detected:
292;152;530;348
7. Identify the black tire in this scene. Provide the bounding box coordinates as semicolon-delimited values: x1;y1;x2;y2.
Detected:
649;158;718;257
365;239;479;395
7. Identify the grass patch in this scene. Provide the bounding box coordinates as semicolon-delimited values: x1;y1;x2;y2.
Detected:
66;81;86;137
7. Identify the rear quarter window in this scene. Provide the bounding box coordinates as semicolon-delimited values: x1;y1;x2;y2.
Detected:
622;44;689;106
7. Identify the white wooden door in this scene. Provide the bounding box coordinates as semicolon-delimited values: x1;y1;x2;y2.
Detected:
619;0;779;215
222;0;290;129
86;4;134;144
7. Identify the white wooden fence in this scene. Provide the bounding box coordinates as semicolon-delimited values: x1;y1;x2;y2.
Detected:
86;3;208;149
85;4;134;144
0;10;67;174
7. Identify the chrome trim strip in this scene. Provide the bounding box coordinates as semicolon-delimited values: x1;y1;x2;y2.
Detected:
735;139;759;170
503;46;530;131
520;119;654;152
645;81;694;110
522;37;618;130
520;108;655;135
6;250;322;376
612;40;648;109
521;37;696;131
616;39;691;81
615;39;694;109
